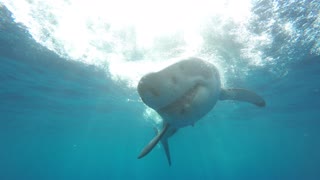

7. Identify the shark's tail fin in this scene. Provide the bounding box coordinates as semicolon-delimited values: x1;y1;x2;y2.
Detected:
161;139;172;166
154;126;174;166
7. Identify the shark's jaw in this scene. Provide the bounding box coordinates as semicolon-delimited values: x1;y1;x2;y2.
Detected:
158;84;200;114
156;83;213;128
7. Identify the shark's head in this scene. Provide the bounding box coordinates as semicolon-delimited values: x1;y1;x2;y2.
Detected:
137;58;221;127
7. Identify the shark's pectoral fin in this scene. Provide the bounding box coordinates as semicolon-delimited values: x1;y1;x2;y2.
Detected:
161;139;172;166
219;88;266;107
137;123;170;159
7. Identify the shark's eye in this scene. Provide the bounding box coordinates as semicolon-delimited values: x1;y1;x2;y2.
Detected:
179;64;185;71
171;76;177;84
150;87;160;97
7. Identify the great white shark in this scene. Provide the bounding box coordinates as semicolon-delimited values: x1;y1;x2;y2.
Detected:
137;57;266;166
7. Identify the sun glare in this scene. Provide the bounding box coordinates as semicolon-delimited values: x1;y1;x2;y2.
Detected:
61;0;253;48
2;0;253;88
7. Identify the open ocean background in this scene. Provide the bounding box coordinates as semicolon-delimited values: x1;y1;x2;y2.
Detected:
1;1;320;179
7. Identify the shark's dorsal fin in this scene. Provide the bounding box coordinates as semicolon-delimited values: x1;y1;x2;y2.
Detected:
219;88;266;107
161;139;171;166
137;123;170;159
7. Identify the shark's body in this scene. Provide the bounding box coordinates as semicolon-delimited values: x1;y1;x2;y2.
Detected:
137;57;266;165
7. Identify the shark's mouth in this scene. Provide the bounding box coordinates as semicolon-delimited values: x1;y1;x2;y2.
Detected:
158;84;200;114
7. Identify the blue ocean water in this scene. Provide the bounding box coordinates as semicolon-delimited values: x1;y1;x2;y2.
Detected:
1;1;320;180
